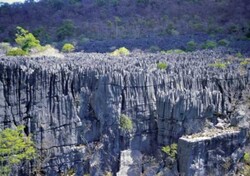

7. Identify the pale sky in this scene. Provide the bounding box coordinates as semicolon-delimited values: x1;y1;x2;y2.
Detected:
0;0;25;4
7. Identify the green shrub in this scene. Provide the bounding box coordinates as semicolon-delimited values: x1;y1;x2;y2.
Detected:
120;114;133;132
0;125;36;175
186;40;197;51
62;43;75;53
209;62;227;69
111;47;130;56
218;39;230;47
157;62;168;70
6;48;27;56
244;153;250;164
162;143;178;159
15;26;41;52
236;52;243;58
202;40;217;49
240;60;249;66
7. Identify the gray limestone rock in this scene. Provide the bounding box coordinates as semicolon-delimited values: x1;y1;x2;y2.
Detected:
0;49;249;175
178;128;247;176
117;150;142;176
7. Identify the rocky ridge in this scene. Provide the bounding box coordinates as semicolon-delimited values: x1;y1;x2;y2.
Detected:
0;49;249;175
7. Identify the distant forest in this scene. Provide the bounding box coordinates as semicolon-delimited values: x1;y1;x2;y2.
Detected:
0;0;249;46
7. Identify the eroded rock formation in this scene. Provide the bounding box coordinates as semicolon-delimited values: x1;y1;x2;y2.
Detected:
0;49;249;175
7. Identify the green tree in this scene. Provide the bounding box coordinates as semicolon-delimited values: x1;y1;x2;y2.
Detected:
56;20;75;41
15;26;41;52
0;125;36;176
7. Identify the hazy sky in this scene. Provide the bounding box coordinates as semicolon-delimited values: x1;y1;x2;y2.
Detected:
0;0;25;4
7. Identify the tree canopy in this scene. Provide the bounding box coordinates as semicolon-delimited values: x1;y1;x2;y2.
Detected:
0;125;36;175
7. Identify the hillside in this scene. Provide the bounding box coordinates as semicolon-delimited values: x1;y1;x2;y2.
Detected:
0;0;250;51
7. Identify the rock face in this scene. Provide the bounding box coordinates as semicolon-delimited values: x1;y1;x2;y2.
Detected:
0;49;249;175
178;128;247;176
117;150;142;176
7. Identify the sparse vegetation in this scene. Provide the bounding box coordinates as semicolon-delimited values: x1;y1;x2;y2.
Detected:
111;47;130;56
241;152;250;176
240;60;249;66
0;125;36;176
6;48;27;56
120;114;133;132
202;40;217;49
62;43;75;53
236;52;243;58
218;39;230;46
162;143;178;159
186;40;197;51
157;62;168;70
209;61;227;69
244;153;250;164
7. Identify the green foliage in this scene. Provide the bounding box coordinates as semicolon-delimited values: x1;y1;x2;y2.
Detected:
186;40;197;51
240;60;249;66
157;62;168;70
111;47;130;56
120;114;133;132
218;39;230;47
0;125;36;175
15;26;41;52
56;20;75;41
209;61;227;69
202;40;217;49
236;52;243;58
242;152;250;176
244;153;250;165
62;43;75;53
6;48;27;56
163;49;185;54
33;27;51;44
162;143;178;159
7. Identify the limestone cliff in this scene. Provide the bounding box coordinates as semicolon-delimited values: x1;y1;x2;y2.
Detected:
0;49;249;175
